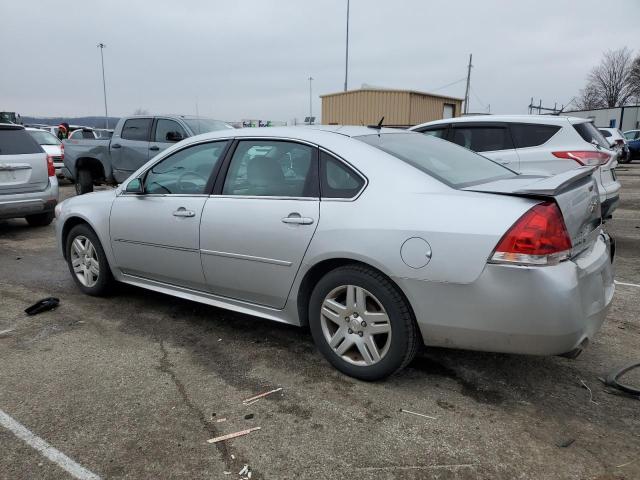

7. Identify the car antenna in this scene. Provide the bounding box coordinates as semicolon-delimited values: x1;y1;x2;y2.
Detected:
368;116;384;130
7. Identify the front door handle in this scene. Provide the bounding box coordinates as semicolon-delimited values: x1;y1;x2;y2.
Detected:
149;145;160;151
173;207;195;218
282;213;314;225
111;143;121;149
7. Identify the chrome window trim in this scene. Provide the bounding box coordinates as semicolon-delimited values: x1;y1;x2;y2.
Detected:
113;238;199;253
208;195;319;201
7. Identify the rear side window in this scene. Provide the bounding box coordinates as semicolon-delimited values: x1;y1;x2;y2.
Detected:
320;151;365;198
450;126;513;152
573;122;609;149
510;124;560;148
121;118;152;141
0;128;43;155
599;129;612;138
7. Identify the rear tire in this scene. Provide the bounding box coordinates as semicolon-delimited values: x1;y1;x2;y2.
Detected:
75;169;94;195
25;211;54;227
308;264;420;381
65;224;114;296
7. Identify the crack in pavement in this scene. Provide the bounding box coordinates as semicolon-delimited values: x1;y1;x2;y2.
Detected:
156;340;258;477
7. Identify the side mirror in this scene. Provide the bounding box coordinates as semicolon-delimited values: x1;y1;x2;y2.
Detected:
166;131;183;142
125;178;144;194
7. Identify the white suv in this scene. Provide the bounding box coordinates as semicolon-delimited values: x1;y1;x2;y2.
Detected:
411;115;621;218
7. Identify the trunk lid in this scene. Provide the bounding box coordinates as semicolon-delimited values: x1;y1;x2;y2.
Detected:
465;167;602;255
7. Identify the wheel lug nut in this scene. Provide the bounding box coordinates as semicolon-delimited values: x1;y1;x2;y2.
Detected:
361;321;367;327
358;331;363;337
345;317;350;322
353;312;358;318
348;328;353;334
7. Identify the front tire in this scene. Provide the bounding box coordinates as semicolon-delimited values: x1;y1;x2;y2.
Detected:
25;211;54;227
75;169;94;195
308;265;420;381
65;224;114;296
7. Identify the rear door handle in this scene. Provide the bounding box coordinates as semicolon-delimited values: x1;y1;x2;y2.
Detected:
111;143;121;149
149;145;160;151
282;213;314;225
173;207;195;218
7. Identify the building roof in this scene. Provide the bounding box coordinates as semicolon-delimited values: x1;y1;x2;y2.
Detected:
320;87;463;102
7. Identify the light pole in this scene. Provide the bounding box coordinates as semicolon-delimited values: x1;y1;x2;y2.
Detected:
344;0;350;92
308;76;313;125
97;43;109;129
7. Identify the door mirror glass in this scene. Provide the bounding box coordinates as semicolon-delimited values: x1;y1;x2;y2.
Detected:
166;131;184;142
125;178;143;194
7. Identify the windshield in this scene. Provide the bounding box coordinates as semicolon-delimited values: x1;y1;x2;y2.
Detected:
27;129;61;145
183;118;234;135
356;132;516;188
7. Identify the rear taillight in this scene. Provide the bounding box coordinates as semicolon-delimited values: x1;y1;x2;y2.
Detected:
490;201;572;266
60;143;64;160
46;155;55;177
552;150;610;166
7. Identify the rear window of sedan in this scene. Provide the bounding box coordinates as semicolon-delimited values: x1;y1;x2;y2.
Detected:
356;132;516;188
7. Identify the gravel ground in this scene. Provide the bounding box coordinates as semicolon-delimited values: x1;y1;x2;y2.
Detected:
1;168;639;480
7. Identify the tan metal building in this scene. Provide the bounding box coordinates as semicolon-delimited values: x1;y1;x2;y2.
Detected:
320;88;463;127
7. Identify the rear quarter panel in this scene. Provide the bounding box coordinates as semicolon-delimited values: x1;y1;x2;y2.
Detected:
62;139;112;180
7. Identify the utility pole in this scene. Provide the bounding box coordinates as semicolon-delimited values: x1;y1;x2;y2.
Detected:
97;43;109;129
344;0;350;91
308;76;314;125
463;53;472;115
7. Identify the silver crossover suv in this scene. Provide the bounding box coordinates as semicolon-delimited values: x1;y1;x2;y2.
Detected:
55;126;614;380
0;124;59;226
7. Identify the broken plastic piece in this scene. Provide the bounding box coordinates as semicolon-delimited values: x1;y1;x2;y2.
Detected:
400;409;437;420
239;465;249;475
24;297;60;316
207;427;261;444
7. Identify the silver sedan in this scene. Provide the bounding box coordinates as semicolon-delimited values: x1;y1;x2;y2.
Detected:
55;126;615;380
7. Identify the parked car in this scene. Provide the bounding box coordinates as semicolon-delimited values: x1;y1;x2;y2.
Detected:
62;115;234;194
26;127;65;177
411;116;621;218
55;126;614;380
599;127;630;163
0;124;58;226
623;130;640;160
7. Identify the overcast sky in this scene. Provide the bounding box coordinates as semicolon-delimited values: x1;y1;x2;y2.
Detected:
1;0;638;123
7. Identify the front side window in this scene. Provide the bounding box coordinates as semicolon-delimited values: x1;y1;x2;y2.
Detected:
510;123;560;148
144;141;229;195
222;140;316;197
155;119;187;143
357;132;515;189
121;118;152;141
451;126;512;152
320;151;364;198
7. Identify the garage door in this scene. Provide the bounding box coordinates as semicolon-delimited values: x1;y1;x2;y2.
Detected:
442;104;454;119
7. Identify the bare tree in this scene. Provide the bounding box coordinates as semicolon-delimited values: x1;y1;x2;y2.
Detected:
629;55;640;103
585;48;634;107
576;82;604;110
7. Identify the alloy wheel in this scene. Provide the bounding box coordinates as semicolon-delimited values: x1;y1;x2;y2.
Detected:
70;235;100;287
320;285;392;366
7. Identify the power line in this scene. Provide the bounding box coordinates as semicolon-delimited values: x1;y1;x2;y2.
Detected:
428;77;466;93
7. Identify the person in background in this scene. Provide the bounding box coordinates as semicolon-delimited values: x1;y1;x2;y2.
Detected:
57;122;69;140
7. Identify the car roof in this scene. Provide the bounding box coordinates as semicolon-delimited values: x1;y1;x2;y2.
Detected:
0;123;24;130
411;114;591;130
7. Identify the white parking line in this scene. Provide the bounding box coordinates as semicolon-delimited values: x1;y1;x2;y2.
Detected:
0;409;101;480
615;280;640;288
